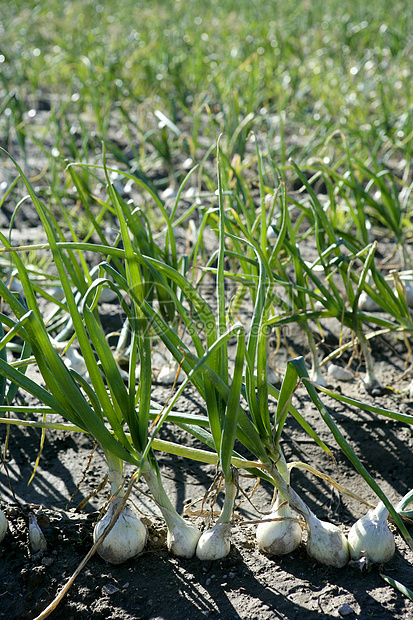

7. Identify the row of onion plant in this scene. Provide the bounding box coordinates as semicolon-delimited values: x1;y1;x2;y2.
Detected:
1;145;413;615
79;144;413;563
0;148;206;565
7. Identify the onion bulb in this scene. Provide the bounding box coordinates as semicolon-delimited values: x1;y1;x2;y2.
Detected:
256;494;302;555
29;514;47;553
309;367;327;387
93;498;147;564
166;515;202;558
347;501;395;564
196;523;231;561
357;335;383;395
63;347;88;377
196;477;238;561
157;361;185;385
264;465;348;567
0;509;7;543
306;512;349;568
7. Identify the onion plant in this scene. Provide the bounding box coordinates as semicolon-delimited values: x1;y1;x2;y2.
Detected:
0;148;205;561
121;141;413;563
125;142;413;564
1;143;413;578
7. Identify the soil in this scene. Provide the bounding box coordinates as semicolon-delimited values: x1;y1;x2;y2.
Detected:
1;133;413;619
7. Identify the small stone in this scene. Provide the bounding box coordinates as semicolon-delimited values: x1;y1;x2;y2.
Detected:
102;584;120;595
228;572;236;579
41;556;54;567
206;578;211;586
339;603;355;616
328;364;353;382
122;582;130;589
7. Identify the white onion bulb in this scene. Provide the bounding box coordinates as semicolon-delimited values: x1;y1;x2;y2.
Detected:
309;368;327;387
93;498;147;564
256;495;302;555
157;361;185;385
29;514;47;553
0;509;7;543
166;518;201;558
64;347;88;377
306;512;349;568
363;371;383;394
196;523;231;561
347;502;395;564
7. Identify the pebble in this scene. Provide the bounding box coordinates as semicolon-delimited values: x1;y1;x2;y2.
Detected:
102;584;120;595
41;557;54;567
338;603;355;616
328;364;353;382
